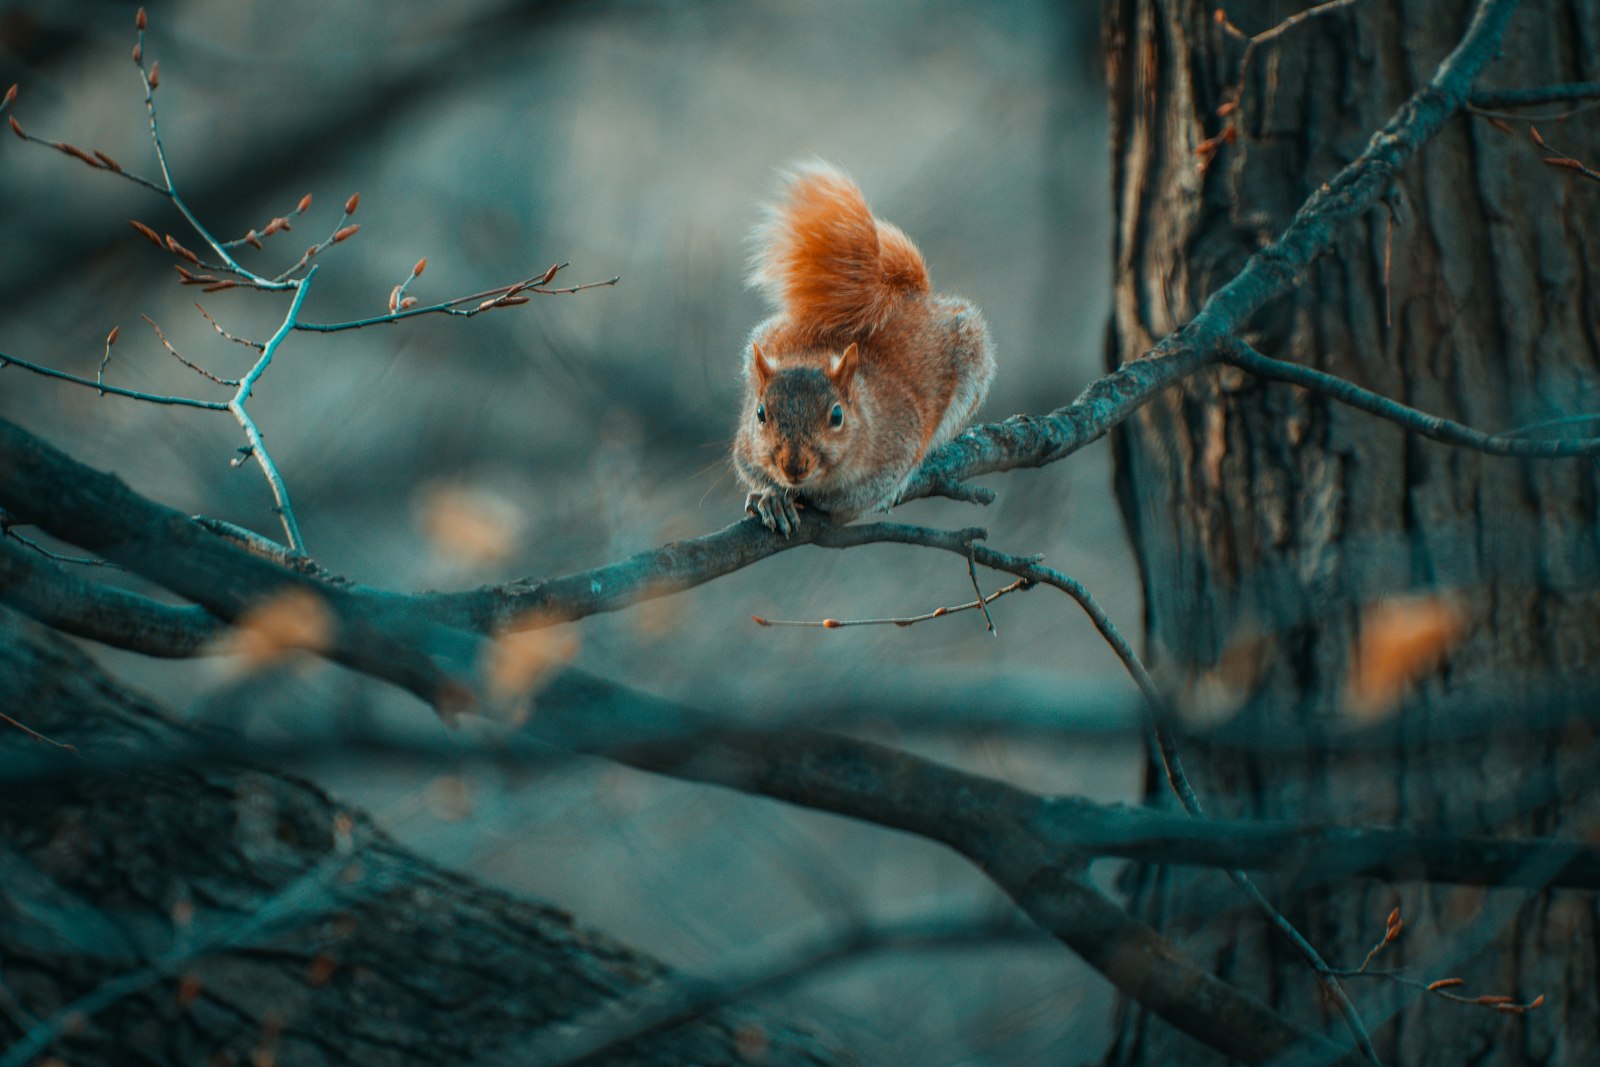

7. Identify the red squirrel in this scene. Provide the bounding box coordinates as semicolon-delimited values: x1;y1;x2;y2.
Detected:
733;162;995;536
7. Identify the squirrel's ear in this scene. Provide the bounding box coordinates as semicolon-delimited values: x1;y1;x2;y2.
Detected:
751;342;775;389
828;342;860;396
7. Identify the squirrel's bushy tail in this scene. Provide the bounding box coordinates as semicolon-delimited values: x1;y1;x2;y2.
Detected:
748;161;930;338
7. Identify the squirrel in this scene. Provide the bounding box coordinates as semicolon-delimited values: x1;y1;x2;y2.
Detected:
733;162;995;536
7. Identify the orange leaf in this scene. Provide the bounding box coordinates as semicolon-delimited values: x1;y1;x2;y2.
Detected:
416;483;523;567
484;619;578;706
1344;595;1467;720
212;588;333;669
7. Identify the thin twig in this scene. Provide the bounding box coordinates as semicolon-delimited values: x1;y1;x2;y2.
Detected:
0;351;228;410
142;315;238;386
1528;125;1600;183
269;195;360;283
295;267;621;333
131;14;275;287
1222;0;1363;119
194;303;264;351
1;510;119;569
0;711;78;754
967;539;998;635
750;577;1029;629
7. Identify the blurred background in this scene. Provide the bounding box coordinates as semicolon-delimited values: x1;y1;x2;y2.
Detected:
0;1;1145;1061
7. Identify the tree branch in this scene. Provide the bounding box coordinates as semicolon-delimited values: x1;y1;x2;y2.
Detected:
1227;340;1600;456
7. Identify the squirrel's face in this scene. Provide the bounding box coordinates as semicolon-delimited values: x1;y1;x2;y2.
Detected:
751;367;853;487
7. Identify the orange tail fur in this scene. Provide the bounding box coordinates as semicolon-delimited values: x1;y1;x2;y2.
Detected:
748;162;931;339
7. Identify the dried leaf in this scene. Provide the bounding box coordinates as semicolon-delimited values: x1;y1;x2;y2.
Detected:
213;588;333;668
174;974;202;1010
734;1023;770;1063
485;621;578;706
425;775;473;821
305;954;338;987
416;483;523;566
1344;594;1467;721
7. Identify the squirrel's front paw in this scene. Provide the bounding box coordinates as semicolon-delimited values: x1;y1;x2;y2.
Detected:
745;489;803;538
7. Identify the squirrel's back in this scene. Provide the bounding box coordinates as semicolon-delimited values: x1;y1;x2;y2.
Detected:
747;162;930;341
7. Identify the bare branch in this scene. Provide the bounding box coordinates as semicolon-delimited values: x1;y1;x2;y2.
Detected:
226;270;316;552
1469;81;1600;109
0;350;228;410
1227;340;1600;456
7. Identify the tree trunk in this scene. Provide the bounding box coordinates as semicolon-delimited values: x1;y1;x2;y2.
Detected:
0;607;834;1067
1106;0;1600;1063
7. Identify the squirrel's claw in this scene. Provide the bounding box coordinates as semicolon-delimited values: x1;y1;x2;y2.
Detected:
746;489;802;538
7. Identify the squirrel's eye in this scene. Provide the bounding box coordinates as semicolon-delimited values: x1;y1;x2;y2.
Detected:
756;403;766;424
829;403;844;428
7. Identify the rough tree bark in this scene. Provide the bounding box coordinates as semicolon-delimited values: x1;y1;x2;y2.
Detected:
0;607;834;1067
1108;0;1600;1064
